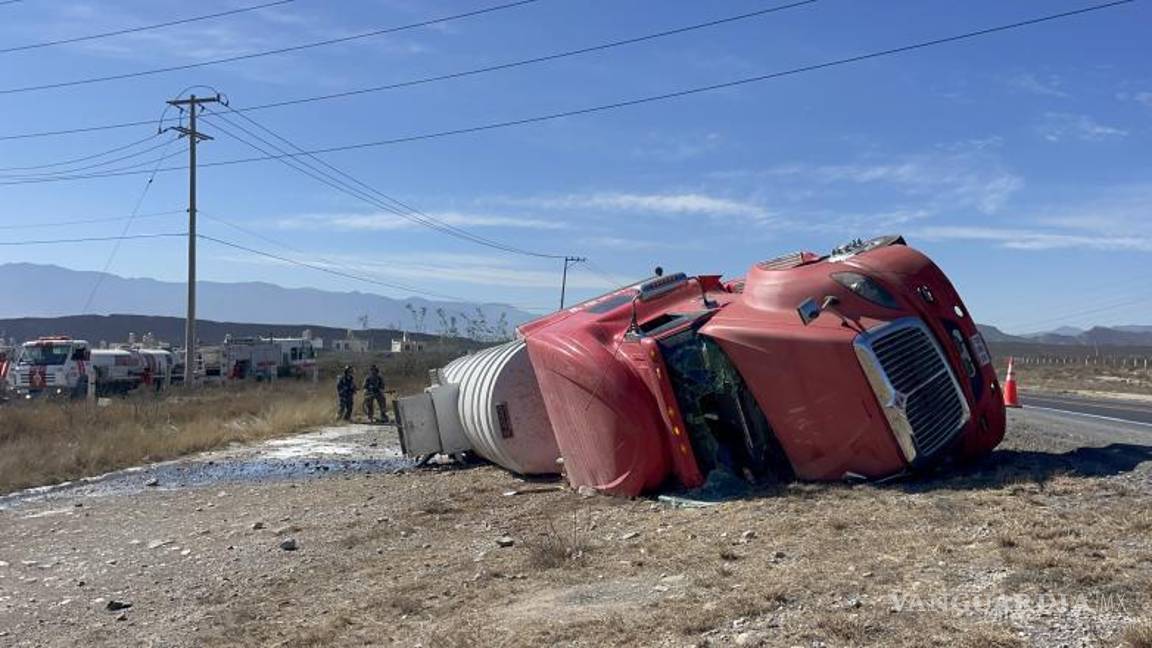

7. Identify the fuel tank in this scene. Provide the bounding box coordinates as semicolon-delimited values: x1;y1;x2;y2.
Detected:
441;339;561;475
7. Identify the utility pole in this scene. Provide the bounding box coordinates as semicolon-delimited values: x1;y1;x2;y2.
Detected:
165;93;221;387
559;256;586;310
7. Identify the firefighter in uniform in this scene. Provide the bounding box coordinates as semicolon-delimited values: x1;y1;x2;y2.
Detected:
336;366;357;421
362;364;388;423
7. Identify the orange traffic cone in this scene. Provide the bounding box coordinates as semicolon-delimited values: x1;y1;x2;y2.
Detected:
1003;357;1022;408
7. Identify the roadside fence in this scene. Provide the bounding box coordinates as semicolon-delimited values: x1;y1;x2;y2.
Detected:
1009;355;1152;369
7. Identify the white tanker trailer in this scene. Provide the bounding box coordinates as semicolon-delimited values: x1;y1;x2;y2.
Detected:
396;339;560;475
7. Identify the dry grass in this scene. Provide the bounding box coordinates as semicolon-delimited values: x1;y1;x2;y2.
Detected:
958;627;1026;648
1123;623;1152;648
0;382;331;494
0;350;456;495
522;511;591;569
1002;359;1152;398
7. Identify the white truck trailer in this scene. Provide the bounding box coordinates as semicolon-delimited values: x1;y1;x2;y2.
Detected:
90;349;145;395
271;337;317;379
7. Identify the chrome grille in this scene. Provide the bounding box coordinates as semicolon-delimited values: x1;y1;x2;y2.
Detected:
854;318;970;462
14;370;57;387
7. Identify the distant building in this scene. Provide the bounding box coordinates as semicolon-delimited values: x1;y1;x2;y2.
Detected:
391;331;426;353
332;329;370;353
302;329;324;351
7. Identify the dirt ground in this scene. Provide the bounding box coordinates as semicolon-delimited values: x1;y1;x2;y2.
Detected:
2;413;1152;647
1005;360;1152;400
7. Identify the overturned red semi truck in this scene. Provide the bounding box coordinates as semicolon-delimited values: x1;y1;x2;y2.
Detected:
399;235;1006;497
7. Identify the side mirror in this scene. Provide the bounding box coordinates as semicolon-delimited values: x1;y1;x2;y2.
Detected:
798;296;842;326
797;297;822;326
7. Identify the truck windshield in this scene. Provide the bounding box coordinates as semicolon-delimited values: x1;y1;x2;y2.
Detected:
18;344;71;366
658;328;793;486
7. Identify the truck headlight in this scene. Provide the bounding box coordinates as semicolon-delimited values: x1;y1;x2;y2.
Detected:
831;272;899;309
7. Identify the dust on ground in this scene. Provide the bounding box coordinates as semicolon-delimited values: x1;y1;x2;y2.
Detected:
2;413;1152;647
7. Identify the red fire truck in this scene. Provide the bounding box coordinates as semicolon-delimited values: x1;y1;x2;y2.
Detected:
519;236;1005;496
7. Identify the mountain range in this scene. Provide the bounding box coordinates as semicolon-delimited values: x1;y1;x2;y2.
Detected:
0;263;534;336
977;324;1152;347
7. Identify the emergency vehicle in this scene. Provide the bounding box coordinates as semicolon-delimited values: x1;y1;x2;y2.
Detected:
271;337;317;378
8;337;93;399
90;349;146;395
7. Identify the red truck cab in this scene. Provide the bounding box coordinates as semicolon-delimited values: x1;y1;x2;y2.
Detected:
520;236;1005;496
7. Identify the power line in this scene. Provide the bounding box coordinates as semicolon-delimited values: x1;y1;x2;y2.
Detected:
0;0;295;54
0;136;182;179
82;137;180;312
0;145;188;184
209;104;570;259
582;258;630;289
209;0;817;114
198;234;479;303
201;113;444;238
0;118;157;141
200;210;446;295
200;216;551;312
0;232;186;246
206;103;561;259
0;1;1131;181
0;0;547;96
197;124;587;310
202;211;319;255
0;221;550;311
0;0;815;140
0;209;182;230
1003;293;1152;332
0;132;159;172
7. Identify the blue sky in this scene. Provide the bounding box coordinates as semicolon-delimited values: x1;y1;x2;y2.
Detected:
0;0;1148;333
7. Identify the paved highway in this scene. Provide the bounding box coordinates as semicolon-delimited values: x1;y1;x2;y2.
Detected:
1021;393;1152;427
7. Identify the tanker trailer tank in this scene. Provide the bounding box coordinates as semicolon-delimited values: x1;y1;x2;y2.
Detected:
399;339;561;475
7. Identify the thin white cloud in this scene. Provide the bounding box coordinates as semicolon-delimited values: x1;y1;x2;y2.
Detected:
1038;112;1128;142
774;208;933;236
213;249;607;290
1006;73;1068;98
938;136;1004;153
753;155;1023;215
578;236;674;250
912;225;1152;252
1030;184;1152;236
22;3;429;71
898;182;1152;253
502;192;769;219
630;132;724;162
276;210;567;231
